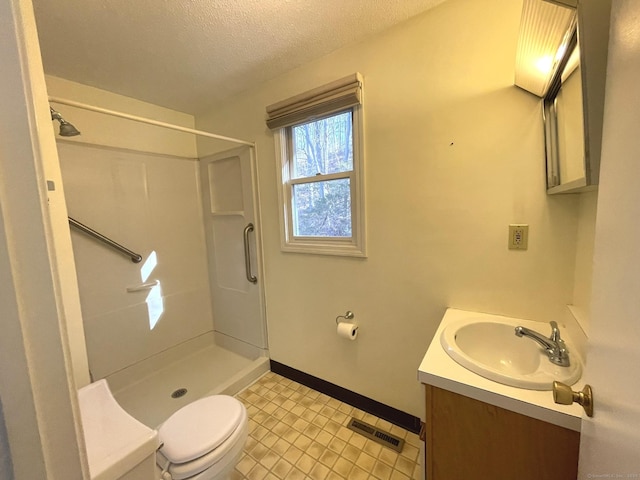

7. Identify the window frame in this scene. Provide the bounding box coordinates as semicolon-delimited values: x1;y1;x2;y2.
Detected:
275;105;366;257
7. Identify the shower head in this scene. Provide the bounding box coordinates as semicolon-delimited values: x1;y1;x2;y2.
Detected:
58;120;81;137
50;106;81;137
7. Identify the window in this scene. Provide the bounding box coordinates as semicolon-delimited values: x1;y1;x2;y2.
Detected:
268;75;365;256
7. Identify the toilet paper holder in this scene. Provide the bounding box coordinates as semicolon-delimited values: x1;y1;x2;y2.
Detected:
336;311;355;324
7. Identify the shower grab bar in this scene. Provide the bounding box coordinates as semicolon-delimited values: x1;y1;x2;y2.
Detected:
243;223;258;284
68;217;143;263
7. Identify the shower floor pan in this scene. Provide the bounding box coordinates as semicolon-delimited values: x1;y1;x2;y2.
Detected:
105;332;269;428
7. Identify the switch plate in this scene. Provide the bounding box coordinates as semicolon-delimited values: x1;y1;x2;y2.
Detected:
508;224;529;250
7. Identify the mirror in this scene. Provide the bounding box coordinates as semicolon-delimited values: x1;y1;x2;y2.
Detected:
543;30;592;193
541;1;611;194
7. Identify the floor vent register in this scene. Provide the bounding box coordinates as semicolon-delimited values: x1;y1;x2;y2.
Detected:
346;418;405;453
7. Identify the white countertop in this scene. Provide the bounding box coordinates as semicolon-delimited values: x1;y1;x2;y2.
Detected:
418;308;584;432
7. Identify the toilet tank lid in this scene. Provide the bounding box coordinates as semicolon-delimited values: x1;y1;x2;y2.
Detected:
159;395;244;464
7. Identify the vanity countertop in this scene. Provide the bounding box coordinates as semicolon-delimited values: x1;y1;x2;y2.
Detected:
418;308;584;432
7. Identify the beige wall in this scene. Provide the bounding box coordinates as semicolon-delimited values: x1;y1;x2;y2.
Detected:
195;0;582;417
571;191;598;333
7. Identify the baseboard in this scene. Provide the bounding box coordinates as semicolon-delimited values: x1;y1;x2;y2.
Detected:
270;360;421;434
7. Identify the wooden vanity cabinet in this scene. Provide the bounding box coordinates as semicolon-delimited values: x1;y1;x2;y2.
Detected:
424;385;580;480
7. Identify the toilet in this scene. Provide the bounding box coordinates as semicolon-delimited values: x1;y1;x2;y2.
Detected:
155;395;248;480
78;380;248;480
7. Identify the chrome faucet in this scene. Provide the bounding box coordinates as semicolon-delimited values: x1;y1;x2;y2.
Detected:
514;321;571;367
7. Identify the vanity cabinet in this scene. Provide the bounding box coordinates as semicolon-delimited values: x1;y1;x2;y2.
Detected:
424;385;580;480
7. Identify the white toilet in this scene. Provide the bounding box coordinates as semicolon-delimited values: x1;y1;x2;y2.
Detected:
155;395;248;480
78;380;248;480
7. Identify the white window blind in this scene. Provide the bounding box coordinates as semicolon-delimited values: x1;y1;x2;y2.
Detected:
266;73;363;130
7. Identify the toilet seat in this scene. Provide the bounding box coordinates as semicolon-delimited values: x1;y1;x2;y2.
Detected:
156;395;248;480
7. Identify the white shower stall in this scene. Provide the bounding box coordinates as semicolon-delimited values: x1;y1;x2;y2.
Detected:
53;90;268;427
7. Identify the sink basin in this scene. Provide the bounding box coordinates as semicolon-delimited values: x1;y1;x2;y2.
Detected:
440;318;581;390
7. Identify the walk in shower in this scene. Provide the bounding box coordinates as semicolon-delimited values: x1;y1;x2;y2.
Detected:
53;100;268;428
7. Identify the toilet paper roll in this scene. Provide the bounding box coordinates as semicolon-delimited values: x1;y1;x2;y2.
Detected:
337;322;358;340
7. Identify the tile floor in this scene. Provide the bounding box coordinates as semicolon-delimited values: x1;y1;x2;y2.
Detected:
232;372;422;480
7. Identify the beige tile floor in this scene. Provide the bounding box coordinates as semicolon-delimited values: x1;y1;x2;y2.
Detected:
232;372;422;480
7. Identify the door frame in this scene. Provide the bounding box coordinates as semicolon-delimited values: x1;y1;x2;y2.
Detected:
0;0;88;477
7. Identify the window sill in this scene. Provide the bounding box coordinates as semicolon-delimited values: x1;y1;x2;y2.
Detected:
280;241;367;258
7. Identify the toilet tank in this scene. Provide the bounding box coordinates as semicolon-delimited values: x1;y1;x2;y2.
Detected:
78;380;159;480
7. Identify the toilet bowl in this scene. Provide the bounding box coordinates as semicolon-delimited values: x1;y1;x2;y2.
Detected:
155;395;248;480
78;380;248;480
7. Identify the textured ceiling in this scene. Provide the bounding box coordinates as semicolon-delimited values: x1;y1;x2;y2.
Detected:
32;0;446;114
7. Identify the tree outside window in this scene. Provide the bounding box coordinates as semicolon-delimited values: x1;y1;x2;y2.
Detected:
289;111;353;238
